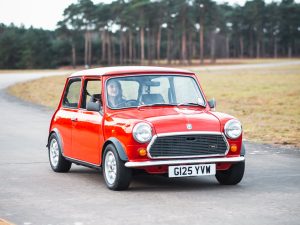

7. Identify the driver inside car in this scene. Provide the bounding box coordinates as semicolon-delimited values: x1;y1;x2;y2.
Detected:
107;79;126;108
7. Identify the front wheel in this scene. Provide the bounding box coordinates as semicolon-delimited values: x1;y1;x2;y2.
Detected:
215;161;245;185
103;144;132;190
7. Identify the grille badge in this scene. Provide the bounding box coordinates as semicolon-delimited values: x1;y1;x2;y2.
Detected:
209;144;218;149
186;124;192;130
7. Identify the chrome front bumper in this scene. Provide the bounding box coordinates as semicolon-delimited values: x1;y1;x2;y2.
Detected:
125;156;245;168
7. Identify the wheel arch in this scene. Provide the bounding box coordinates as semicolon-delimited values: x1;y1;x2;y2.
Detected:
101;137;128;165
47;128;64;154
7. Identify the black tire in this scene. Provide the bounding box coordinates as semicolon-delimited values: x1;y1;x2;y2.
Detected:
215;161;245;185
102;144;132;190
48;133;72;172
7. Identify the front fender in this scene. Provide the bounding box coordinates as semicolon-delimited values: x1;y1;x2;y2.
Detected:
105;137;128;162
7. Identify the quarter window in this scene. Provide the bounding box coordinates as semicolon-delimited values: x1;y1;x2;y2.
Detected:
63;79;81;108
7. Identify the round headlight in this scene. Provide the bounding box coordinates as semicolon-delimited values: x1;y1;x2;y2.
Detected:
133;122;152;143
224;119;242;139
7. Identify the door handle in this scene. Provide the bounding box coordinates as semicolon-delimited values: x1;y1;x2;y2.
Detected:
71;117;78;122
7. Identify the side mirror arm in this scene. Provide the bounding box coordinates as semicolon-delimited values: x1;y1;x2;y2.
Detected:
208;98;216;111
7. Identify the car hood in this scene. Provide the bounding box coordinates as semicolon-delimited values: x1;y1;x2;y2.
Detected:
108;107;222;134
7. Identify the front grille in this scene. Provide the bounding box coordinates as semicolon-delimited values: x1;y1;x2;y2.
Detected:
148;133;228;158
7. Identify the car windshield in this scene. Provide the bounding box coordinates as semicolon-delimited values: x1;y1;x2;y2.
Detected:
106;75;206;109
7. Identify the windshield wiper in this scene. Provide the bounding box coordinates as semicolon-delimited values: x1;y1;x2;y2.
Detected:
176;102;206;107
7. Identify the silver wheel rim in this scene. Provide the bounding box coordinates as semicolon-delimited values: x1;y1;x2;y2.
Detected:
104;151;117;185
50;139;59;167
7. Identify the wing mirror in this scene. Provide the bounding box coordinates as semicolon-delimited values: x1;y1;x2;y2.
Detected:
208;98;216;111
87;102;101;112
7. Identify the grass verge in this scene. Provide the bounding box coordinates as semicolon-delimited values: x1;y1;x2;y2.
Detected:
192;64;300;147
8;75;68;109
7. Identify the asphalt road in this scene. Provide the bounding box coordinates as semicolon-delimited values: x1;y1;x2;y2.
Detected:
0;69;300;225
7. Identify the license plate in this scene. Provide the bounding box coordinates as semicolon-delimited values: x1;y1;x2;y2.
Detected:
168;164;216;178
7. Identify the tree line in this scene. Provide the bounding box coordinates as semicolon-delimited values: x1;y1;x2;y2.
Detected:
0;0;299;69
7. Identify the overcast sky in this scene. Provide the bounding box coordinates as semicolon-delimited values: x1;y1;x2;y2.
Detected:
0;0;298;30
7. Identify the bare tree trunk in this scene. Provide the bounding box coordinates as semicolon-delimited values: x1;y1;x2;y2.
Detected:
210;31;216;64
133;32;137;63
156;26;161;64
140;27;145;65
249;32;254;58
107;33;112;65
226;34;230;58
181;19;187;64
288;43;292;58
256;40;260;58
273;37;278;58
112;36;116;65
88;31;92;66
167;28;172;64
147;29;151;64
136;31;140;63
192;36;197;59
147;29;154;65
119;28;123;65
173;38;179;64
151;30;155;64
129;30;133;64
200;15;204;64
239;36;244;58
84;31;88;67
71;42;76;68
262;35;265;57
188;31;192;65
124;32;127;64
101;30;106;64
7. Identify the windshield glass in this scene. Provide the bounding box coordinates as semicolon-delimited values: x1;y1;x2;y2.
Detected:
106;75;205;109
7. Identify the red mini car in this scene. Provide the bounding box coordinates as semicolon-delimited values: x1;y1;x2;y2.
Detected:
47;66;245;190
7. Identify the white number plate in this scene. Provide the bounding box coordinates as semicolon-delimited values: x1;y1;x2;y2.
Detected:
168;164;216;178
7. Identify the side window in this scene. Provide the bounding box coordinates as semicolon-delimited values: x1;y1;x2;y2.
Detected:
63;79;81;108
81;79;102;109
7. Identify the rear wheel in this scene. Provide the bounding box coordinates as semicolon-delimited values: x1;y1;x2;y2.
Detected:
215;161;245;185
48;133;72;172
103;144;132;190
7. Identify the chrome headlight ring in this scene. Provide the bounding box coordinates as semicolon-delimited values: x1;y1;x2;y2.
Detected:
224;119;242;139
133;122;152;143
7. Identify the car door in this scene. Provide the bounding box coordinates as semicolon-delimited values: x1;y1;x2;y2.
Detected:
71;78;104;165
55;78;82;158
